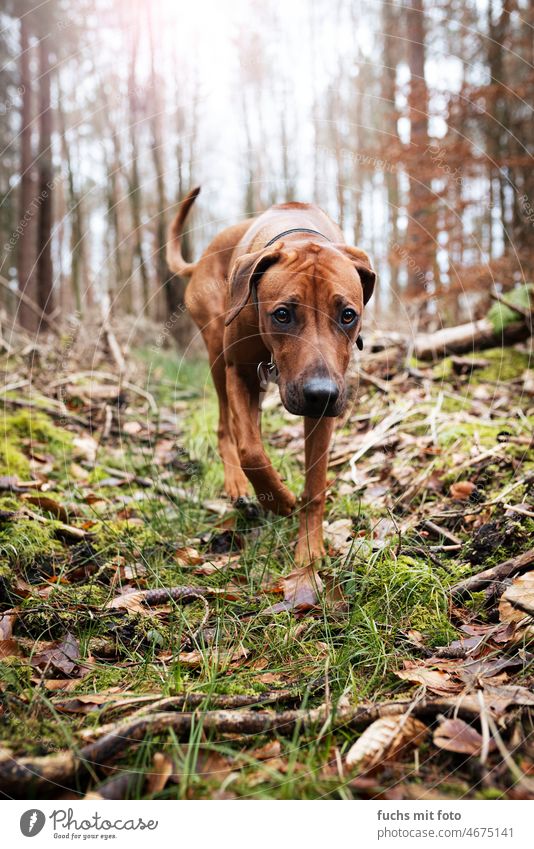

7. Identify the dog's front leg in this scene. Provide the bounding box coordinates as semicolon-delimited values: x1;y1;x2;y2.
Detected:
226;365;296;516
295;416;335;564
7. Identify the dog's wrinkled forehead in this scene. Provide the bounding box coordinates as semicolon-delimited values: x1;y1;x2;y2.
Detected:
261;243;366;306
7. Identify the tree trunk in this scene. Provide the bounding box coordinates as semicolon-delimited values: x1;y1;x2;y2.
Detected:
17;15;38;332
36;34;54;319
405;0;435;302
127;23;150;315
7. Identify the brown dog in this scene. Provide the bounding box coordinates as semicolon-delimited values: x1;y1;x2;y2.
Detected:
167;188;376;565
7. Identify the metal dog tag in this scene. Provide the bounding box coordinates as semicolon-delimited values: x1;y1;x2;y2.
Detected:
257;356;279;391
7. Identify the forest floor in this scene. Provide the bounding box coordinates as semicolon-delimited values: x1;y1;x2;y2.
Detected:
0;333;533;800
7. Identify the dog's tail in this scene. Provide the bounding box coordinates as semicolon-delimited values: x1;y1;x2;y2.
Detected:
166;186;201;277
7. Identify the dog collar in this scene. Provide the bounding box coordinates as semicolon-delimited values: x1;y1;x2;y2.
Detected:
263;227;331;248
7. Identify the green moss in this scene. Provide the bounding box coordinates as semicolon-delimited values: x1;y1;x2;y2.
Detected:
432;357;454;380
487;284;533;333
0;519;64;573
0;439;31;478
0;409;73;478
474;347;531;383
438;419;503;449
3;410;73;451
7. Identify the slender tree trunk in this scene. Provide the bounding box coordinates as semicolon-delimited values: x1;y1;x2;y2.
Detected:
127;24;150;314
57;96;86;314
36;35;54;318
405;0;435;302
17;16;38;332
382;0;401;301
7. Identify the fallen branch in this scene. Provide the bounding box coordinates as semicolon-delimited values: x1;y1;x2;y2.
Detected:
0;697;497;794
413;318;530;360
451;547;534;600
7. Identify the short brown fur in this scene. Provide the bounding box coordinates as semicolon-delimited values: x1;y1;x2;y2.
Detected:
167;188;376;564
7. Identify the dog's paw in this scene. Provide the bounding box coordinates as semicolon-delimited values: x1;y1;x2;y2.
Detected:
224;469;250;501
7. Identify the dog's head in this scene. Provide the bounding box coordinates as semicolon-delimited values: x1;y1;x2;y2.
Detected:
225;242;376;417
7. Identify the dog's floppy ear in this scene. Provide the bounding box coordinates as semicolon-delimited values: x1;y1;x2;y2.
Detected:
225;248;282;326
338;245;376;306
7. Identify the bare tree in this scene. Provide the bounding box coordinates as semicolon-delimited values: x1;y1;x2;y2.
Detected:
17;13;38;331
36;31;54;317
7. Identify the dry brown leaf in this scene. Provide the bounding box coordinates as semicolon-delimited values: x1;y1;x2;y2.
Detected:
323;518;354;555
174;645;248;668
0;609;17;640
396;665;463;695
450;481;476;500
145;752;174;795
250;740;282;761
482;683;534;712
31;633;84;678
174;547;203;566
72;435;98;464
105;589;147;613
265;566;323;614
21;493;69;522
41;678;82;692
433;718;495;756
499;572;534;623
346;715;428;770
0;639;22;659
52;691;154;715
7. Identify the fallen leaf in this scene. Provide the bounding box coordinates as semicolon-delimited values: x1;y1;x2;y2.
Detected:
450;481;476;500
433;718;495;756
481;683;534;711
0;609;17;640
20;494;69;522
72;435;98;464
323;518;354;554
0;639;22;659
346;715;428;770
250;740;282;761
41;678;81;692
31;633;84;678
52;692;155;715
175;547;203;566
145;752;174;795
123;421;143;435
176;646;248;668
396;665;463;695
499;572;534;623
265;567;323;614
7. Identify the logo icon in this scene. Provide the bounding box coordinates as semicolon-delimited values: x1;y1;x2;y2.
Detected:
20;810;46;837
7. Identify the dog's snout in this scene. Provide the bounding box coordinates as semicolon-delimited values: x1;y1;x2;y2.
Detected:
302;377;339;408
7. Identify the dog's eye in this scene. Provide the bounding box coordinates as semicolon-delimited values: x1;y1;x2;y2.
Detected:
272;307;291;324
340;308;357;326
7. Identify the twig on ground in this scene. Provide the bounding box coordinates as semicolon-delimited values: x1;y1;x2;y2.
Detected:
0;696;496;793
422;520;462;545
451;547;534;600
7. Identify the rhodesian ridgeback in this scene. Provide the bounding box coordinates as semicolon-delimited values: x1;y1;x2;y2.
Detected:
167;188;376;565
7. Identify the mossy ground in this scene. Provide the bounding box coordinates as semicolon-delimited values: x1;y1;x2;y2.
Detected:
0;342;532;799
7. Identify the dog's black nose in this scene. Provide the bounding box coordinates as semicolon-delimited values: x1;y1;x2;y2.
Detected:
302;377;339;410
